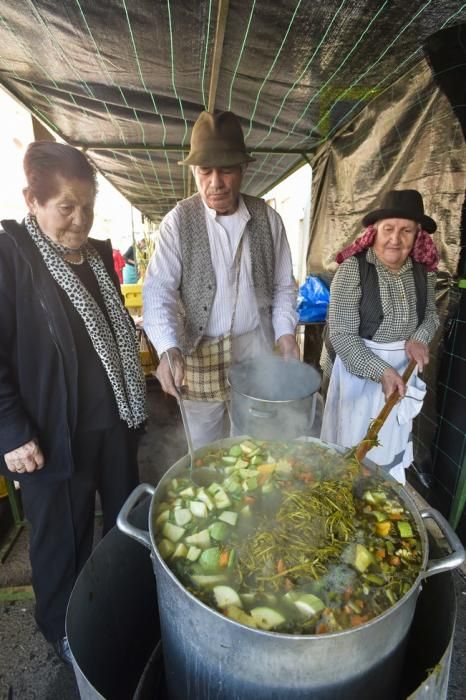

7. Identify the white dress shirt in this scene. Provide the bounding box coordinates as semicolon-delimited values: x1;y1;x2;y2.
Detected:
143;194;298;356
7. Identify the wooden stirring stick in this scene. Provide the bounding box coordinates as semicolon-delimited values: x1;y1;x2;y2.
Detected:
353;359;417;463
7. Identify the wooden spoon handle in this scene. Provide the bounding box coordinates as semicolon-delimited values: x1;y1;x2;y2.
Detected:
354;359;417;463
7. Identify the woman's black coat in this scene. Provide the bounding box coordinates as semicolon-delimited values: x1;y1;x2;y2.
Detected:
0;219;122;483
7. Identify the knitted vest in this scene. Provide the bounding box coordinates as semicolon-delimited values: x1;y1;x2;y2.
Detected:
323;251;427;361
356;251;427;339
177;193;275;353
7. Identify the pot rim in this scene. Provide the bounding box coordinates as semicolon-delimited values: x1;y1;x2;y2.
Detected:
228;357;321;403
228;385;318;404
149;436;429;641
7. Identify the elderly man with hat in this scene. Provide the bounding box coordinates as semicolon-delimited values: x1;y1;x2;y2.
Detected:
143;111;299;448
320;189;440;483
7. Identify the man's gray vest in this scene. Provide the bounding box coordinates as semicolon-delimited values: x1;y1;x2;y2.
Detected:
177;193;275;353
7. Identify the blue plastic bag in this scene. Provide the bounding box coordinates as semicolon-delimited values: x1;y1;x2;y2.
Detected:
296;276;330;323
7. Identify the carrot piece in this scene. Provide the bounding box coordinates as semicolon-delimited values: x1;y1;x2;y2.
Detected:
361;467;371;477
195;458;204;467
315;623;328;635
343;587;353;601
276;559;286;573
257;463;275;475
375;549;386;559
257;474;269;486
389;556;401;566
284;577;294;591
350;615;368;627
389;512;402;521
244;496;256;505
219;551;229;568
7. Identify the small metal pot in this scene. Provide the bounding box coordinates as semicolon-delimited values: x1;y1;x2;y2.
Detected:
228;356;321;440
117;437;465;700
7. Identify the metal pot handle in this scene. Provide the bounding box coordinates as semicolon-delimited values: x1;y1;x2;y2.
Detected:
116;483;155;550
420;507;465;579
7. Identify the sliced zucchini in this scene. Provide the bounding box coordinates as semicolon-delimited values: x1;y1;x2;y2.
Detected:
344;543;374;573
397;521;413;538
242;477;258;492
199;546;221;571
213;585;243;609
158;538;175;560
294;594;325;617
162;521;186;543
172;543;188;559
250;607;286;630
209;521;230;542
224;475;242;494
240;440;259;455
213;488;231;510
227;549;236;568
228;445;243;457
186;546;202;562
185;528;211;549
189;500;209;518
207;482;223;495
155;510;170;527
239;468;259;479
218;510;238;526
179;486;195;498
191;574;228;588
174;508;192;526
196;488;215;511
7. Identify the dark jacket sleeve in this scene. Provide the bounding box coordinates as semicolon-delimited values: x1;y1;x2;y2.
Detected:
0;247;36;456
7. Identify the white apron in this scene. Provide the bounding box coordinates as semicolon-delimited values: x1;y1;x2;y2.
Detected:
320;340;426;484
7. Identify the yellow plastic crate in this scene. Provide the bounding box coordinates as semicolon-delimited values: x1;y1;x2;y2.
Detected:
121;283;142;309
140;349;158;375
0;476;8;499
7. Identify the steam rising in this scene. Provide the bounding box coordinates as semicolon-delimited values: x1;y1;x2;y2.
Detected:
229;354;322;442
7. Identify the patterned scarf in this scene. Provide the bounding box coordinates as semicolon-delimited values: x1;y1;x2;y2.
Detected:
25;213;147;428
335;225;439;271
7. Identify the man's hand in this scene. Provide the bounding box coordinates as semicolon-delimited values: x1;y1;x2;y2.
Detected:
405;340;429;372
4;440;45;474
381;367;407;400
277;334;300;360
156;348;185;398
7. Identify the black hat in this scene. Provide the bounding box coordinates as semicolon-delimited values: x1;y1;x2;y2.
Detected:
362;190;436;233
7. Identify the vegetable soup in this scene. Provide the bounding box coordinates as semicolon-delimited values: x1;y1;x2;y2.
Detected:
154;440;422;635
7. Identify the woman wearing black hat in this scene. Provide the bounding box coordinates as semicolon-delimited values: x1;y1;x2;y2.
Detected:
320;190;439;483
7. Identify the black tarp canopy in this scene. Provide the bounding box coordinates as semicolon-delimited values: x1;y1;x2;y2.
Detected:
1;0;465;224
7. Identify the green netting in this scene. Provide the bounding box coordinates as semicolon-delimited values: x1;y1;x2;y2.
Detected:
0;0;464;222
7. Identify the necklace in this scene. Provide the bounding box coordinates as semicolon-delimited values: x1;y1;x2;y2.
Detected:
63;251;84;266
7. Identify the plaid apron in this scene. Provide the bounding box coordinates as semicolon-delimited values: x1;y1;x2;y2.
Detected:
184;240;243;402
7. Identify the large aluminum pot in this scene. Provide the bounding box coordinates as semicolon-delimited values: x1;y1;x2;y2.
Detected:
228;356;321;440
117;437;464;700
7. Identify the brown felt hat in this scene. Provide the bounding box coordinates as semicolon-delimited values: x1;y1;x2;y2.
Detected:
178;111;255;167
362;189;437;233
